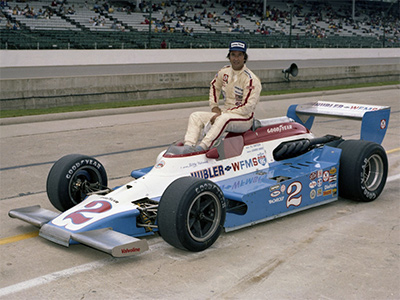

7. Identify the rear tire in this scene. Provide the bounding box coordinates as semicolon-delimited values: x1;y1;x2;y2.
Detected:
158;177;226;251
338;140;388;202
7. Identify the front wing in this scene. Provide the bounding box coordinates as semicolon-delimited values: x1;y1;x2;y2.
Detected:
8;206;149;257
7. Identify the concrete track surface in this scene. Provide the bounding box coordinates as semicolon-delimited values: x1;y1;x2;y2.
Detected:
0;87;399;299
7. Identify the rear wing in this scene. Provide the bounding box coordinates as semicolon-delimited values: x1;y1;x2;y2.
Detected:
287;101;390;144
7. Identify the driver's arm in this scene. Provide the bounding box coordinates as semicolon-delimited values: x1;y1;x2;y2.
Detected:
210;107;221;124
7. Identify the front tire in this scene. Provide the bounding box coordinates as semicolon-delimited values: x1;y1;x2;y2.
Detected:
46;154;108;212
338;140;388;202
158;177;226;251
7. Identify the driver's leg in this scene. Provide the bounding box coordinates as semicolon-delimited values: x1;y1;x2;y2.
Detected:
199;113;253;149
184;111;214;146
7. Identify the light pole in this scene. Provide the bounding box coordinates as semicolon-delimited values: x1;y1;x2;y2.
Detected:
288;0;297;48
148;0;152;48
289;5;293;48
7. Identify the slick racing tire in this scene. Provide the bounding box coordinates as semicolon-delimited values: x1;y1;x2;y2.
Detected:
338;140;388;202
158;177;226;252
47;154;108;212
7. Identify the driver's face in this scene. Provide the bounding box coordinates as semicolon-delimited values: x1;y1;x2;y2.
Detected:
229;51;245;70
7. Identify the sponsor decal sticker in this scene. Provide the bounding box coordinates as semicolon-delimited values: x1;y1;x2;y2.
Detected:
66;159;102;179
269;196;285;204
267;124;293;134
155;160;165;169
246;144;264;154
310;189;316;199
235;96;243;105
257;153;267;166
317;178;323;187
182;162;197;169
271;190;281;197
323;190;332;196
231;157;261;171
380;119;387;129
191;165;225;179
121;247;141;254
312;102;345;108
231;41;246;49
324;183;337;190
329;174;337;182
270;184;280;192
100;196;119;204
221;176;261;190
312;102;381;112
323;171;330;182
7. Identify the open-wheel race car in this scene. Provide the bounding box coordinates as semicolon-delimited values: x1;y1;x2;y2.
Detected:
9;101;390;257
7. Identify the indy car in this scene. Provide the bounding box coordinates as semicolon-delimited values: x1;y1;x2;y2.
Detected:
9;101;390;257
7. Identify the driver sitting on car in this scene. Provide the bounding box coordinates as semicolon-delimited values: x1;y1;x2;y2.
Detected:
183;40;262;153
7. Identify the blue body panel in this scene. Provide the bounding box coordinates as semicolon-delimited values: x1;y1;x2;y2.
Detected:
287;104;315;129
218;146;341;230
361;109;390;144
131;166;153;178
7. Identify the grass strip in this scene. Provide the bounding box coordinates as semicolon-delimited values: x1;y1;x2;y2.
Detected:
1;81;398;119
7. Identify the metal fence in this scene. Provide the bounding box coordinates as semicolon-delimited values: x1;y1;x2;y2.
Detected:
1;30;399;50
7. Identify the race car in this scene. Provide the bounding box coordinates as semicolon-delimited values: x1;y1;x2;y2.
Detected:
9;101;390;257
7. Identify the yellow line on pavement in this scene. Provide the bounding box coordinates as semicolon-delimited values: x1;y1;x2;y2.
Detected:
0;231;39;245
387;147;400;154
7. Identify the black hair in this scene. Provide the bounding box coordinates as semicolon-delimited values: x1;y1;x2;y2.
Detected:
227;51;248;63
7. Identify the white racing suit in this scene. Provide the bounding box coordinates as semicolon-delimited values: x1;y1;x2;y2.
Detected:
185;64;262;149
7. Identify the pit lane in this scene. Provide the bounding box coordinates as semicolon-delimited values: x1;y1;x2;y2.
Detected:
0;87;399;299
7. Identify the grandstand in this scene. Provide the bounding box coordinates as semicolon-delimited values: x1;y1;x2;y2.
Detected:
0;0;399;49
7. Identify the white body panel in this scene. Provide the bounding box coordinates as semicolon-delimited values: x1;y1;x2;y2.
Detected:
51;131;314;231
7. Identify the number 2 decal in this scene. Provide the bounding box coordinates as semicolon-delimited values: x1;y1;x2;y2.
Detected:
63;200;112;225
286;181;302;208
